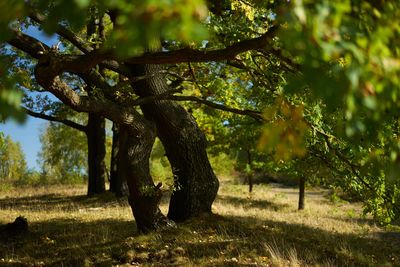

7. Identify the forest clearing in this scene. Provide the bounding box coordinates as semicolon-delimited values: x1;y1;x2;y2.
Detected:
1;177;399;266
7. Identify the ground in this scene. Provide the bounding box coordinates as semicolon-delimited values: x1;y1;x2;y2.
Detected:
0;177;399;266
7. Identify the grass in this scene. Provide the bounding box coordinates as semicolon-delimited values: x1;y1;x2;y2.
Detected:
0;178;399;266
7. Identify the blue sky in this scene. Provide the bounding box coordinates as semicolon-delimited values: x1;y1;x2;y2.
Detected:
0;26;59;170
0;118;45;170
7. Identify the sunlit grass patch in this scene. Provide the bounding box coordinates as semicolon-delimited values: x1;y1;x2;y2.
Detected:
0;179;399;266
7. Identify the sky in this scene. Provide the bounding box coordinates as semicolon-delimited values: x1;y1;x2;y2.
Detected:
0;117;45;170
0;26;59;171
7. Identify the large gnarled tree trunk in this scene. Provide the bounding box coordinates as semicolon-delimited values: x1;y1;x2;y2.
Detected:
129;64;219;222
118;123;173;232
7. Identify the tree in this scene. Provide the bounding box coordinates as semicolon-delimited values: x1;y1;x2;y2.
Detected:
1;0;236;231
0;133;27;182
26;105;108;195
38;121;88;184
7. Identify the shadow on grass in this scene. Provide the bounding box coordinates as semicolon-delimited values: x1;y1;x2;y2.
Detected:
0;213;398;266
177;214;399;266
0;218;137;266
0;193;399;266
331;216;378;227
0;192;130;212
0;191;173;212
216;195;290;211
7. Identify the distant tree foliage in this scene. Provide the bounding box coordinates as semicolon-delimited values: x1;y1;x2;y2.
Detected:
0;132;27;182
38;122;88;184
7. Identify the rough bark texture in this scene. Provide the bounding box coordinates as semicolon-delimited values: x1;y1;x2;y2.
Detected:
129;64;219;222
118;123;173;233
109;123;128;196
86;113;107;195
298;176;306;210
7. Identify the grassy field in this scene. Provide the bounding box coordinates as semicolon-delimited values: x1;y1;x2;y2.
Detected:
0;177;399;267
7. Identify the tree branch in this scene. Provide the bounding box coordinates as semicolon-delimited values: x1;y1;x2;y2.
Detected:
7;29;48;58
29;11;91;54
131;90;265;121
34;63;139;126
168;95;265;121
23;108;87;132
8;22;277;81
29;11;132;77
124;27;278;65
7;30;145;127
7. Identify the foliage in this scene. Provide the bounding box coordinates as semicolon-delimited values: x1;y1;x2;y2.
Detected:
0;132;28;182
0;47;27;123
38;121;88;184
276;0;400;224
150;138;173;189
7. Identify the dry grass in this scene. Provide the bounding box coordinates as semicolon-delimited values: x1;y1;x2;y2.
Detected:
0;178;399;266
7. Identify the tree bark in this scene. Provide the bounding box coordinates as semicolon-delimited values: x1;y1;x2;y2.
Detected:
109;122;128;196
85;17;107;196
128;64;219;222
86;113;107;195
298;176;306;210
118;123;173;233
246;148;253;193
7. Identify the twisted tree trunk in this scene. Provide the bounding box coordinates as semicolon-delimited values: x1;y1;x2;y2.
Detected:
118;123;174;233
129;64;219;222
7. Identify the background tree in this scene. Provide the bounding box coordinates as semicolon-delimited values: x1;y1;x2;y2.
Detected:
0;132;28;183
38;121;88;184
25;102;109;195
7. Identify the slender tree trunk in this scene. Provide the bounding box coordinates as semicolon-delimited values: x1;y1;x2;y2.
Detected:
128;64;219;222
298;176;306;210
118;122;173;233
86;113;107;195
109;122;128;196
246;148;253;193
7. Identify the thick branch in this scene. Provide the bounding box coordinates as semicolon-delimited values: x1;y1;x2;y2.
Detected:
29;11;91;54
51;26;278;69
7;30;140;126
9;24;277;82
124;27;278;65
29;11;131;77
9;28;110;75
24;108;87;132
34;65;137;126
8;30;48;58
6;30;128;111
